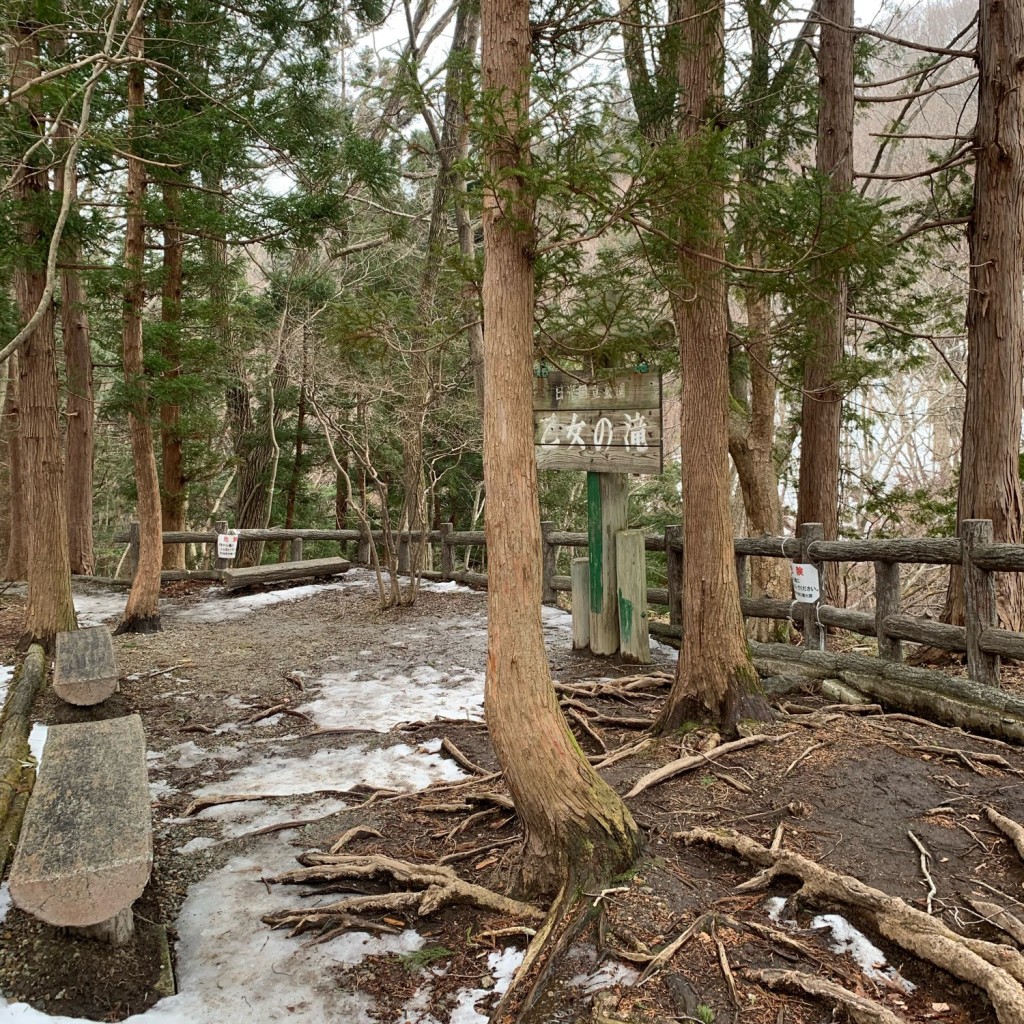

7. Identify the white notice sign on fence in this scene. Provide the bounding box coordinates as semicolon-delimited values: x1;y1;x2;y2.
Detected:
217;531;239;560
791;563;820;603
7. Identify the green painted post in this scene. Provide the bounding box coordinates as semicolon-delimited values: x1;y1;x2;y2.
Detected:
588;472;628;655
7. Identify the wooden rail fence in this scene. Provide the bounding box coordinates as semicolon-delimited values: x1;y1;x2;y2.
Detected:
115;517;1024;690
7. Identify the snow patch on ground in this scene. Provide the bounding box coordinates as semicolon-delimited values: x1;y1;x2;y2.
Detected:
0;883;9;927
191;743;465;801
402;947;525;1024
298;666;484;733
27;725;47;766
72;591;127;627
0;847;427;1024
0;665;14;707
189;795;351;844
811;913;915;993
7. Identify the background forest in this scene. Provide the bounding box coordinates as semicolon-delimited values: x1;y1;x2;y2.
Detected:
0;0;994;634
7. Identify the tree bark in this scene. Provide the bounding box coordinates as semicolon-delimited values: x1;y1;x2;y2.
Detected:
57;123;95;577
9;23;77;646
944;0;1024;630
159;178;186;570
3;352;28;581
480;0;641;896
795;0;853;599
658;0;764;736
117;0;162;634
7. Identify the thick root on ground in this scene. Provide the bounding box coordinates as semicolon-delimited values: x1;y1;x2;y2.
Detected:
748;967;909;1024
987;806;1024;862
262;853;544;936
680;827;1024;1024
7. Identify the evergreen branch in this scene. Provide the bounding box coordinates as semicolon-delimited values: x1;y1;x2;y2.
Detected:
892;218;971;245
0;0;133;366
850;313;965;387
854;73;977;104
854;145;972;183
856;55;961;90
813;15;977;58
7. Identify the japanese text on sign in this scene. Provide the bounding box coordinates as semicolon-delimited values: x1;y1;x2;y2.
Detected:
533;370;663;474
217;531;239;560
790;563;820;603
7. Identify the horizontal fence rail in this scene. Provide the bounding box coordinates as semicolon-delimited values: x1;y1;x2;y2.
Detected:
111;517;1024;690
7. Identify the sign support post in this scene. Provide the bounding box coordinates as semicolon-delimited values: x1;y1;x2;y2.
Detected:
588;472;628;655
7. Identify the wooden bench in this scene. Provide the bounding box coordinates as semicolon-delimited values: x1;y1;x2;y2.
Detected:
54;626;117;706
220;556;350;592
9;714;152;945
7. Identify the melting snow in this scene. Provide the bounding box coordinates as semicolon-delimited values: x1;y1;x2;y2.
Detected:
298;666;484;732
811;913;916;992
27;725;47;766
73;591;127;627
0;665;14;707
0;883;9;926
191;743;465;801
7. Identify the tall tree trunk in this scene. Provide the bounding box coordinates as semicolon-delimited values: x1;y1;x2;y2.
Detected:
57;122;95;577
795;0;853;596
3;352;28;581
278;331;307;561
159;178;186;570
480;0;641;897
9;22;77;646
944;0;1024;630
657;0;763;735
117;0;162;633
730;287;789;640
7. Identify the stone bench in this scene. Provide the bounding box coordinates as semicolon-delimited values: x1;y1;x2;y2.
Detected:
54;626;117;706
9;714;152;945
220;556;350;592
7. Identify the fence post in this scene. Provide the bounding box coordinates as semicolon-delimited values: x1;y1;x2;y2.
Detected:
616;530;650;664
571;557;590;650
127;521;140;581
735;551;748;598
874;561;902;662
963;518;998;685
440;523;454;578
540;521;557;605
290;537;304;562
798;522;825;651
213;519;228;571
665;525;683;627
356;525;371;565
588;473;628;655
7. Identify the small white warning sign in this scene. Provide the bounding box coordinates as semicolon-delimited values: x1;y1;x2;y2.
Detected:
217;531;239;560
790;562;820;603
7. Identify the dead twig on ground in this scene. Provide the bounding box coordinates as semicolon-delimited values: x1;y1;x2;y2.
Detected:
784;742;825;777
908;830;937;914
627;734;793;798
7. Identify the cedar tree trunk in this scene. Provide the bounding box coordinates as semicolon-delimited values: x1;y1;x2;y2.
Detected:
944;0;1024;630
480;0;641;896
795;0;853;601
117;0;163;633
3;352;28;581
657;0;763;735
9;24;77;645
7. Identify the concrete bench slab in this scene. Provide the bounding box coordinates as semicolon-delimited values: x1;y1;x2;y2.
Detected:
220;556;350;592
9;714;152;943
54;626;117;706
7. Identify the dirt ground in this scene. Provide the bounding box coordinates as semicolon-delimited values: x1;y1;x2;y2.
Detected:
1;573;1024;1024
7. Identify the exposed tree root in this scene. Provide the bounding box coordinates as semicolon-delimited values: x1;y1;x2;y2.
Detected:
967;897;1024;945
748;967;909;1024
680;827;1024;1024
262;853;544;938
627;733;793;797
986;806;1024;861
440;737;489;775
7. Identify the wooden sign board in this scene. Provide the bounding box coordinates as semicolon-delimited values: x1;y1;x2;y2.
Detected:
533;370;663;474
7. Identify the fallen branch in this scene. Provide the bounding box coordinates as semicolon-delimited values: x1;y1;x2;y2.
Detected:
638;913;714;982
627;734;792;798
329;825;384;854
748;967;909;1024
264;853;544;933
784;742;824;777
592;738;654;770
441;737;489;776
986;807;1024;861
680;827;1024;1024
184;789;353;816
